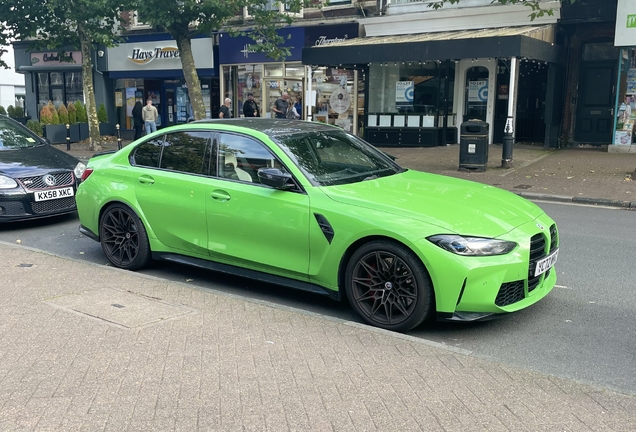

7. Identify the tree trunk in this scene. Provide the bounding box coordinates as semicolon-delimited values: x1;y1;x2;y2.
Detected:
176;36;206;120
79;24;102;152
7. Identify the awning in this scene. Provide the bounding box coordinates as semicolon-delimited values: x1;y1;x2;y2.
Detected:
302;25;561;66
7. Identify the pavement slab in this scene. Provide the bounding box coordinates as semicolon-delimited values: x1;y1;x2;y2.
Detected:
0;241;635;431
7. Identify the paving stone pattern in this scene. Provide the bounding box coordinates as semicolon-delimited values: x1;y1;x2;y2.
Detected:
1;243;635;431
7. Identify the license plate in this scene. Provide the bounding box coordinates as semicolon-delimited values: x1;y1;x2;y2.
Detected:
34;187;75;202
534;249;559;277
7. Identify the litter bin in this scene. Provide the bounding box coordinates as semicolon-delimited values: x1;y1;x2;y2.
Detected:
459;119;489;172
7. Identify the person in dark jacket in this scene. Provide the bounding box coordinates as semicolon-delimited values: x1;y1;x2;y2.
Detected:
242;93;259;117
132;101;144;140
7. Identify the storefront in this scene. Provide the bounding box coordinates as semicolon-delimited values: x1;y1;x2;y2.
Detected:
106;35;218;134
13;44;109;122
219;23;360;133
613;0;636;148
303;26;562;147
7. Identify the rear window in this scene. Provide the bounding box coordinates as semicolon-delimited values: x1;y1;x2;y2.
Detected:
0;118;43;150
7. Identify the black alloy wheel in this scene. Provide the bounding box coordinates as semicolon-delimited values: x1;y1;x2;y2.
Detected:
345;240;434;332
99;204;151;270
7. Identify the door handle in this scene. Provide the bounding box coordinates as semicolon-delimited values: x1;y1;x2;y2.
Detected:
138;175;155;185
210;190;231;201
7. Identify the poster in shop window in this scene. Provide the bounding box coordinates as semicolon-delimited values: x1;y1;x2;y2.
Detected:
395;81;414;107
468;80;489;103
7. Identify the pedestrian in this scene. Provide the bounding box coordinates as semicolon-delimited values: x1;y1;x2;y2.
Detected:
142;98;158;135
219;98;232;118
242;93;260;117
288;97;300;119
272;92;290;119
132;101;144;140
294;96;302;120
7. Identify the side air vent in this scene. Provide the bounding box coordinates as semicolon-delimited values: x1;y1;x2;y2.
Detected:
314;213;334;244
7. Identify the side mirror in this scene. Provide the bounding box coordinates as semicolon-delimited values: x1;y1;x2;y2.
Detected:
258;168;293;190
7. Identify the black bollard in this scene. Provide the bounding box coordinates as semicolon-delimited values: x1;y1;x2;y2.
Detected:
66;123;71;151
116;124;122;150
501;117;514;169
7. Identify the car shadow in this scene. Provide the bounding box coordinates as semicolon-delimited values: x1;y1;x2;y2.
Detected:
0;212;78;232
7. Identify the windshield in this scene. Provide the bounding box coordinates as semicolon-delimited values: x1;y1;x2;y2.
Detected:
0;118;43;150
275;130;403;186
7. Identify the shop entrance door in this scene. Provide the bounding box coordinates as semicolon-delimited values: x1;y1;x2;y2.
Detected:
575;62;615;143
163;84;177;127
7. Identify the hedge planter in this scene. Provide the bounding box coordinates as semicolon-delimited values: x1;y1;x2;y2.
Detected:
79;123;89;141
69;124;80;143
44;124;68;144
99;123;113;136
12;116;30;125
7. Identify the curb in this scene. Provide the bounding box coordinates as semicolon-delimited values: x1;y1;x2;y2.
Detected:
516;191;636;208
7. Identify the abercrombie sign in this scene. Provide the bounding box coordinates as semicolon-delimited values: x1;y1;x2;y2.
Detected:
219;23;358;65
304;23;359;48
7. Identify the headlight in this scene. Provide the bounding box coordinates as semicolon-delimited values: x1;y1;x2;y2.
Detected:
0;175;18;189
427;235;517;256
74;162;87;179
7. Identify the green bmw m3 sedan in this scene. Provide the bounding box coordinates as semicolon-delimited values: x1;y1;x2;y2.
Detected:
77;119;559;332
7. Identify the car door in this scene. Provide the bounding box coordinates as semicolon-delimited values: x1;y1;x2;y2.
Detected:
131;130;212;256
205;132;311;280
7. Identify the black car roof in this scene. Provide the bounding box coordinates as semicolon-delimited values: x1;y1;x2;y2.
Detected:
191;118;341;138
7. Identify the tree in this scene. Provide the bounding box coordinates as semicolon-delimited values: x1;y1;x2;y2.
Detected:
0;0;134;151
135;0;307;121
430;0;578;20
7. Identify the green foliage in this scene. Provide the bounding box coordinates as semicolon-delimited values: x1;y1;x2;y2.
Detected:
58;104;69;125
48;101;61;125
97;103;108;123
0;106;5;115
75;100;88;123
6;105;15;117
67;102;77;124
40;105;53;125
26;119;43;136
428;0;576;20
14;106;24;117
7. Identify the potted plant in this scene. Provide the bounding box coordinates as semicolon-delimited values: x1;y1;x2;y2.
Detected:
26;119;43;137
11;106;29;125
6;105;15;118
75;100;89;141
0;106;6;116
43;101;67;144
97;102;112;135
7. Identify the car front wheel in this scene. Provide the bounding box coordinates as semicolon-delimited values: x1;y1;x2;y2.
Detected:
99;204;151;270
345;240;434;332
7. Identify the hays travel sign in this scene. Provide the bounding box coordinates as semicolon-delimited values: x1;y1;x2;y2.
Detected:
107;38;214;71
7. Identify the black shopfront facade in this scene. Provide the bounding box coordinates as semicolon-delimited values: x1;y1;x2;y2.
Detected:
303;26;563;147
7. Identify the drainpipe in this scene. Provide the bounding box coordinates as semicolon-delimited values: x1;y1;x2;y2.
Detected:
379;0;384;16
502;56;518;169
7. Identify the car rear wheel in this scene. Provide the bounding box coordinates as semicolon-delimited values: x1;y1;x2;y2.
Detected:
99;204;151;270
345;240;434;332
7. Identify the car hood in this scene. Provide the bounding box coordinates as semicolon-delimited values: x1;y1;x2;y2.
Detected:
0;145;80;178
320;170;544;237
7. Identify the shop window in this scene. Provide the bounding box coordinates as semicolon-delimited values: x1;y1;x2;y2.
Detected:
35;71;84;115
237;65;263;118
115;79;144;130
311;66;354;132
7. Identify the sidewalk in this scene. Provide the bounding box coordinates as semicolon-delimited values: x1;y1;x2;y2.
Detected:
1;241;635;431
57;139;636;208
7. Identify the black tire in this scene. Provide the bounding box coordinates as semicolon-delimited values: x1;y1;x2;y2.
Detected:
345;240;434;332
99;203;151;270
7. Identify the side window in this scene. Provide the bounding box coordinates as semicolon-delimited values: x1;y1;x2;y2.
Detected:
131;136;164;168
216;133;283;183
160;131;212;175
